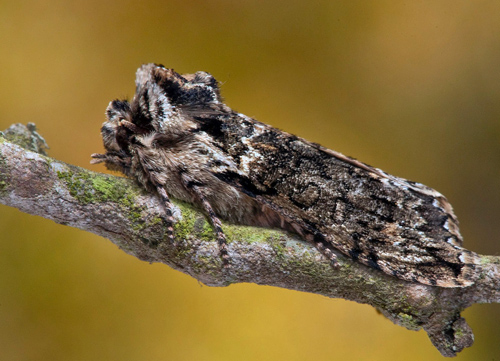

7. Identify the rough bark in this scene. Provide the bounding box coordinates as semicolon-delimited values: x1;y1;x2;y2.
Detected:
1;123;499;357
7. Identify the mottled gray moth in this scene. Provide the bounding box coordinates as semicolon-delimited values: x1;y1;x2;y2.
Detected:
91;63;481;288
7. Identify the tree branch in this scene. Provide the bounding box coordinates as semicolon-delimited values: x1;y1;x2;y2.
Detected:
1;123;499;357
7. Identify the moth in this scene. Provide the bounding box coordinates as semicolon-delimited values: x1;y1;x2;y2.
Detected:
91;63;481;288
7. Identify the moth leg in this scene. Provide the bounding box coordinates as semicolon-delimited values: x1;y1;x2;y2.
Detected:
154;185;176;243
90;152;129;167
308;233;339;267
188;184;230;268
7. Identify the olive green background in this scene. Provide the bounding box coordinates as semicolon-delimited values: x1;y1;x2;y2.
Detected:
1;1;500;360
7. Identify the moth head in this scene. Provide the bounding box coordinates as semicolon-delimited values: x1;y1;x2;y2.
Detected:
99;99;135;152
90;99;135;170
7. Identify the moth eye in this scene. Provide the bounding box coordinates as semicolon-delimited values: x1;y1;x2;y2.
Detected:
100;122;122;152
101;123;116;136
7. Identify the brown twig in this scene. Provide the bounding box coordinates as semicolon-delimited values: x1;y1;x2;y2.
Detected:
1;123;498;357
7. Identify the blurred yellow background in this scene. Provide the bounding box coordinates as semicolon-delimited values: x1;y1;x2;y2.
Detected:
1;1;500;360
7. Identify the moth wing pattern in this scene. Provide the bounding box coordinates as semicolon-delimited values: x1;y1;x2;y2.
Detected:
191;110;481;287
93;63;482;288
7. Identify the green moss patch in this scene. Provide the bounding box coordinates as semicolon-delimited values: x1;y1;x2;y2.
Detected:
56;167;152;233
57;168;136;205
